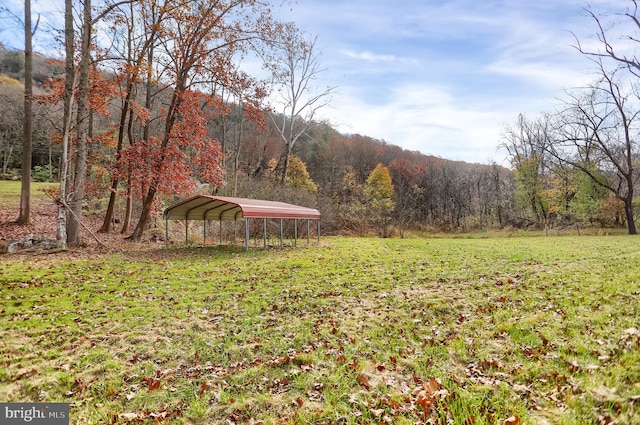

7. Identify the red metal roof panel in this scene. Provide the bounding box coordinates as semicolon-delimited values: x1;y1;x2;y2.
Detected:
163;195;320;221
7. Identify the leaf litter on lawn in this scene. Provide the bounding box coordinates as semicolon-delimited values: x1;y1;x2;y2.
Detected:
1;236;640;424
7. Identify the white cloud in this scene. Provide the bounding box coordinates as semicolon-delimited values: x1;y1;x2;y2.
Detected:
341;50;398;64
317;81;511;164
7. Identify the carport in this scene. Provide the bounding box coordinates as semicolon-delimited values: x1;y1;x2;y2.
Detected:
163;195;321;250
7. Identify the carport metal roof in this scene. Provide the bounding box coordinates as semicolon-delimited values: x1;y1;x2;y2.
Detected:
163;195;321;250
163;195;321;221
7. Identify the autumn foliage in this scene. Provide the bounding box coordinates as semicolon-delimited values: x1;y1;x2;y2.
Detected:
115;90;224;205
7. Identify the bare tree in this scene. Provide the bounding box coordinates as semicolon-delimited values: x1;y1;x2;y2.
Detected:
575;1;640;77
267;24;335;184
550;64;638;234
517;1;640;234
16;0;34;224
3;0;40;224
64;0;93;246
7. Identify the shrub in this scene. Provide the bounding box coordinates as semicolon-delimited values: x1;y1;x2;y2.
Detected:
32;165;57;182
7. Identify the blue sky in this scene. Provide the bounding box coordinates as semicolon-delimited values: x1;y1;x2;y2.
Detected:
0;0;629;164
271;0;629;164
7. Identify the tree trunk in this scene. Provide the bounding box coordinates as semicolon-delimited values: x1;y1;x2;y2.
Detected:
17;0;33;225
124;45;155;240
120;175;132;234
281;145;291;185
56;0;75;249
67;0;92;246
2;146;14;174
100;81;134;233
101;181;119;233
127;185;157;240
624;197;637;235
232;107;244;196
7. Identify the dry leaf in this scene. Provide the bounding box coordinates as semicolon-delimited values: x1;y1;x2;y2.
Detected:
119;413;139;420
358;373;371;390
370;408;384;418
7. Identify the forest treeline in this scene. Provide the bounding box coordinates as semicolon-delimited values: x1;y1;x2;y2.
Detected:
1;0;639;243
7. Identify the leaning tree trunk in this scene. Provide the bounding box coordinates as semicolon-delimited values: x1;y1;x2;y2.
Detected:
127;185;158;240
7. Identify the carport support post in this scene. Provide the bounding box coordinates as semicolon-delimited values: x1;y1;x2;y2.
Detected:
317;220;320;243
294;219;298;247
185;219;188;245
307;219;310;244
219;220;223;245
203;220;206;244
244;218;249;251
280;219;283;247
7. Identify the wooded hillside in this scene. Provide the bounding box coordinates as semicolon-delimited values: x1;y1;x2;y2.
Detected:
0;39;519;240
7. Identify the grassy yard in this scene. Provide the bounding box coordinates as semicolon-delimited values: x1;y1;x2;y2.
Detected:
0;181;58;205
1;236;639;424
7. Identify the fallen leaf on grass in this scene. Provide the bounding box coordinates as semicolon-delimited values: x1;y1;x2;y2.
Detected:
358;373;371;390
199;381;212;395
149;411;169;420
503;416;520;425
413;378;447;414
512;384;530;393
370;407;384;418
16;369;37;380
348;357;359;371
142;377;161;391
267;355;291;367
119;412;140;420
567;360;582;373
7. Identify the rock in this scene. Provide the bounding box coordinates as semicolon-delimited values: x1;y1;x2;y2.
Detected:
1;235;61;254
